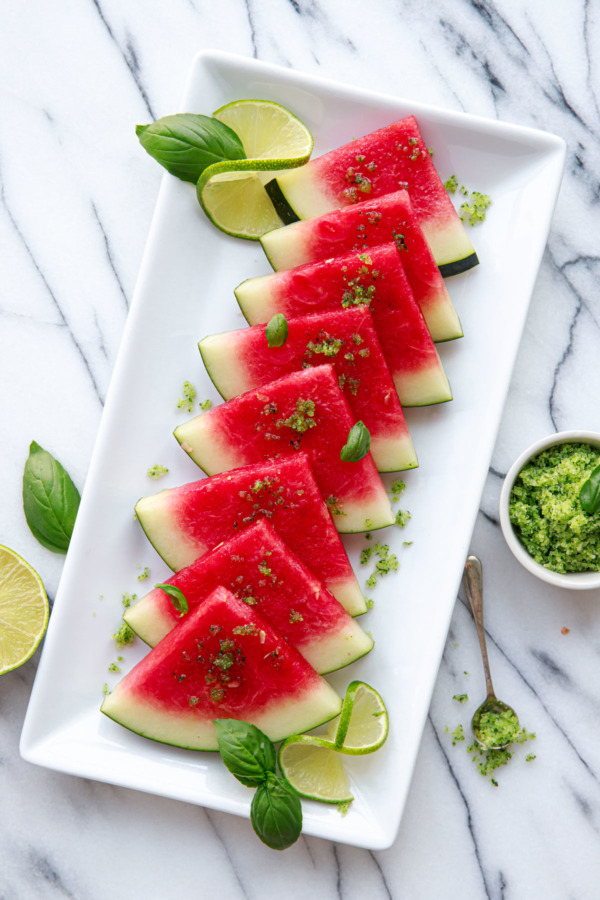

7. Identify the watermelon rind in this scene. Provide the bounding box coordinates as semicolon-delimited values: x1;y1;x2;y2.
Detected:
135;491;201;573
101;677;342;752
265;178;300;225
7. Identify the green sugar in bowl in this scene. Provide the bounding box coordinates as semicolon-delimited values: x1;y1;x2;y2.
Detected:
499;431;600;589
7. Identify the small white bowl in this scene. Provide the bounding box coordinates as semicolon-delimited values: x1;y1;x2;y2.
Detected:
499;430;600;590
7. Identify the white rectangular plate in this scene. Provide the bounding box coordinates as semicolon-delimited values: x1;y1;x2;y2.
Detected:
20;50;565;850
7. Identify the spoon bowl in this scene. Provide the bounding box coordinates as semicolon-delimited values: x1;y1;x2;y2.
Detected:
463;556;520;750
471;696;520;751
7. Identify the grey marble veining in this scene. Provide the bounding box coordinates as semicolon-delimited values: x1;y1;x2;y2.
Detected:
2;1;600;897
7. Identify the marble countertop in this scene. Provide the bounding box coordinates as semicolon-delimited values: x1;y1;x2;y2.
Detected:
2;2;600;897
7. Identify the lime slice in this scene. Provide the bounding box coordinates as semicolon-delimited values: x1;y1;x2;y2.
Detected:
328;681;389;754
278;734;354;804
0;545;49;675
197;99;313;240
213;99;313;168
197;164;283;239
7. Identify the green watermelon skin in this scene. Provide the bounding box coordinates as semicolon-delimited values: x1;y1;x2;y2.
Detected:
260;193;462;342
125;519;373;673
234;244;452;406
174;366;395;532
102;586;343;751
199;307;418;472
271;115;478;274
135;454;366;615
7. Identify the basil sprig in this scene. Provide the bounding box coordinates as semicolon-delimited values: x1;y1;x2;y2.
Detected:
251;772;302;851
155;583;188;616
340;421;371;462
136;114;246;184
214;719;302;850
265;313;289;348
22;441;81;554
580;463;600;515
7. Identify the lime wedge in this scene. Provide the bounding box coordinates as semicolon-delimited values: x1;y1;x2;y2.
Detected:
327;681;389;754
0;545;49;675
197;99;313;240
278;734;354;804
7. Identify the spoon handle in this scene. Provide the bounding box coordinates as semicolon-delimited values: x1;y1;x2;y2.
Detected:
463;556;496;699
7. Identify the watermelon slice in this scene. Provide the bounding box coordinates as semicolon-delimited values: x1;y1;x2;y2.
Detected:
135;453;366;615
234;244;452;405
266;115;478;276
102;586;342;751
260;193;462;341
125;520;373;673
199;307;418;472
173;366;395;531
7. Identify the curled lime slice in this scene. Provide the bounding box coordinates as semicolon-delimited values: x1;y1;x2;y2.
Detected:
327;681;389;754
278;734;353;804
197;99;313;240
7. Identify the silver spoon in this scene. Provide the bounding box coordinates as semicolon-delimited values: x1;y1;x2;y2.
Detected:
463;556;520;750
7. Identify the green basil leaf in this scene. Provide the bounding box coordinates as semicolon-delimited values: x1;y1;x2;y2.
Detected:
22;441;80;554
580;463;600;514
265;314;289;348
155;583;188;616
136;114;246;184
250;772;302;850
340;421;371;462
214;719;276;787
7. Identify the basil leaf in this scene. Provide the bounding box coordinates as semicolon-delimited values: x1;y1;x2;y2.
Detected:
250;772;302;850
580;463;600;515
136;114;246;184
214;719;276;787
22;441;80;554
266;314;289;348
155;583;188;616
340;421;371;462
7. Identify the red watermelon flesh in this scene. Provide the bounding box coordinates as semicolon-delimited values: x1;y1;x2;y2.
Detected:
101;585;343;750
135;453;366;615
260;192;462;342
173;366;395;533
234;244;452;406
199;307;418;472
270;115;477;274
124;519;373;673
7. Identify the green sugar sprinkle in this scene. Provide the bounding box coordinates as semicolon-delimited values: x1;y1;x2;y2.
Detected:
509;442;600;574
113;622;135;649
395;509;411;527
177;380;196;413
147;464;169;479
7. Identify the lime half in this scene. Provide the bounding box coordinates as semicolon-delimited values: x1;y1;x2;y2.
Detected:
327;681;389;754
278;734;354;804
0;545;49;675
197;99;313;240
